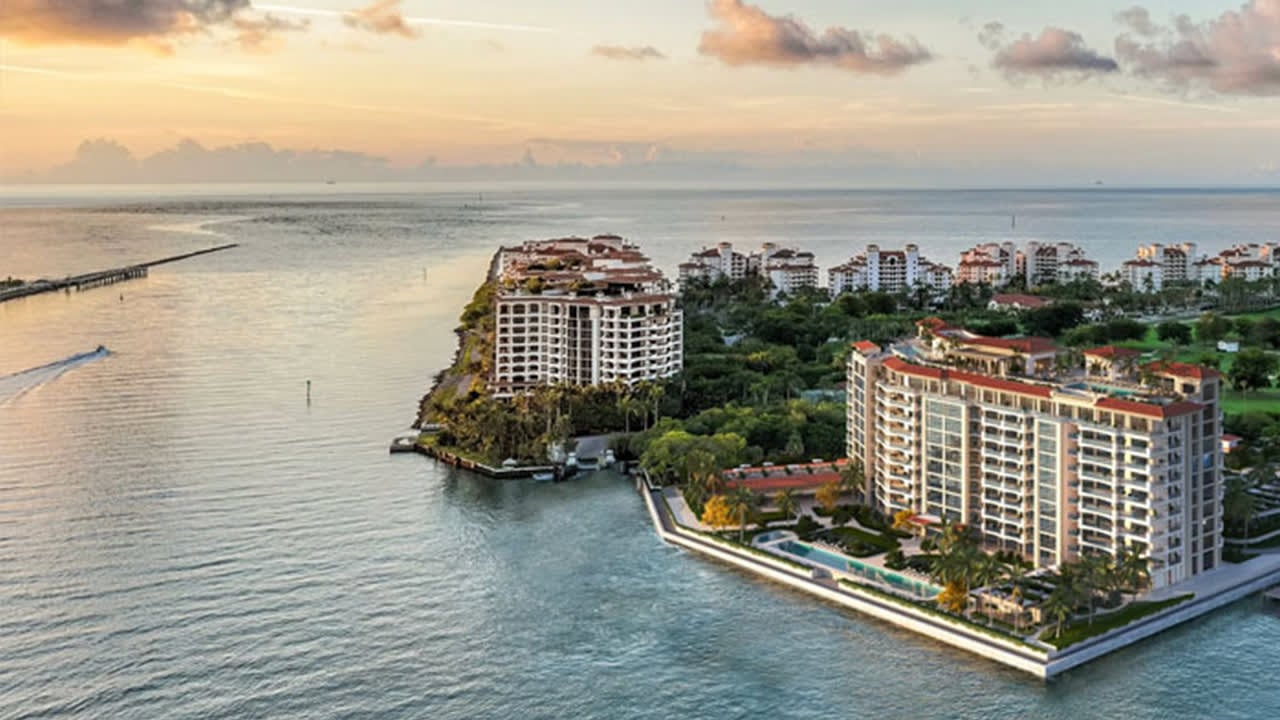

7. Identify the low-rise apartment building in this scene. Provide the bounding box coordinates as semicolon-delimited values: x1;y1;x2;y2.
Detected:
847;319;1222;590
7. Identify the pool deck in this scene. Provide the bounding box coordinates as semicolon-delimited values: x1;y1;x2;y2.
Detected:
642;477;1280;680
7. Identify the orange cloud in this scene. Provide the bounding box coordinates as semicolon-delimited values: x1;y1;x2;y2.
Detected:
591;45;666;61
0;1;305;53
698;0;932;74
343;0;418;39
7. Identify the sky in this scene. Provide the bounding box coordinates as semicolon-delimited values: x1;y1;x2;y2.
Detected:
1;0;1279;185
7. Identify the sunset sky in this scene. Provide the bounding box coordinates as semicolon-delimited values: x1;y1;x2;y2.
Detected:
1;1;1279;183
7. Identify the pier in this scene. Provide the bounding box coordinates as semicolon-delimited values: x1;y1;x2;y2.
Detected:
0;243;239;304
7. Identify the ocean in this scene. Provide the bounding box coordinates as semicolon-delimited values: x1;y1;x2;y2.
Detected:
2;185;1279;719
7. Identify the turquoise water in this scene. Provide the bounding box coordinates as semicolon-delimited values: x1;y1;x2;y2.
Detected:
775;540;941;598
3;187;1280;718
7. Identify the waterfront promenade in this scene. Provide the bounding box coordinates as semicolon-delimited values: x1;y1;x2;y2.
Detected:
638;475;1280;679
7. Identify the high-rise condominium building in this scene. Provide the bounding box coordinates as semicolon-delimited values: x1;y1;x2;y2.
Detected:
828;244;953;296
491;235;682;397
678;242;818;298
847;319;1222;590
1024;242;1099;285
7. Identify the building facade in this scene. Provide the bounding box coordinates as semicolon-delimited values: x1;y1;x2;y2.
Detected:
760;244;820;297
1122;259;1164;292
679;242;818;297
1024;242;1099;285
847;323;1222;590
956;242;1019;287
492;235;682;396
828;244;954;296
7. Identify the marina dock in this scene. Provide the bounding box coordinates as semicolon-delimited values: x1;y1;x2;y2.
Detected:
0;243;239;303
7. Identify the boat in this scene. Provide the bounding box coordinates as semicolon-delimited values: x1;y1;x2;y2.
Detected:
532;471;555;482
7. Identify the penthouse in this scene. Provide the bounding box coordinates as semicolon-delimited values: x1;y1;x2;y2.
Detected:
847;320;1222;590
491;235;682;396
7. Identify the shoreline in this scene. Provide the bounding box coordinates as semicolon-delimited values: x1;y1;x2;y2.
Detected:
635;473;1280;680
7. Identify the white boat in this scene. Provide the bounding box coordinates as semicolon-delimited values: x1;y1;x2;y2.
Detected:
532;471;555;482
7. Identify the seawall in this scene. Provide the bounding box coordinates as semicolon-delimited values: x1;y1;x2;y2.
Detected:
636;475;1280;680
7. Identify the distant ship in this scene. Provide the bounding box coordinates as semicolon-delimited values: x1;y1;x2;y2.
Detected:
325;180;337;185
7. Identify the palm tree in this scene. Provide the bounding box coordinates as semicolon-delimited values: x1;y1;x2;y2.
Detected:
727;487;758;543
974;553;1010;591
1079;554;1111;625
1116;545;1151;594
839;460;865;503
1041;586;1076;640
774;489;799;523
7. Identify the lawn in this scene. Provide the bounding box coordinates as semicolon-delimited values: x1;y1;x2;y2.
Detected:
1220;389;1280;415
1044;594;1194;649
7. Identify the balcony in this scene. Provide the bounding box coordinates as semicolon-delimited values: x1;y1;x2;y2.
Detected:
1078;435;1116;452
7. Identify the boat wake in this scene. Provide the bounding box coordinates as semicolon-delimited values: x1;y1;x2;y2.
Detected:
0;346;108;404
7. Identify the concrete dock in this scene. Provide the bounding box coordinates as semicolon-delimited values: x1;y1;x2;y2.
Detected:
0;243;239;303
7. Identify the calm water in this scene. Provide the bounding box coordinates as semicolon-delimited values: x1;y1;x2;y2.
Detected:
2;186;1280;719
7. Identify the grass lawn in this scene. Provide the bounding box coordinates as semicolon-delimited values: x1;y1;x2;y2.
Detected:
1221;389;1280;415
1044;594;1194;649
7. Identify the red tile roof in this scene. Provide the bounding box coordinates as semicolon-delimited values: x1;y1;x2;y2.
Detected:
883;356;945;379
882;357;1053;397
1095;397;1204;419
961;335;1057;354
1142;360;1222;380
724;473;841;493
852;340;880;354
916;316;951;331
949;370;1054;398
1084;345;1142;360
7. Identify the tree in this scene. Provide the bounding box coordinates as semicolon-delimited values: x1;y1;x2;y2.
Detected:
815;480;842;513
1078;554;1111;625
726;487;758;543
839;460;866;503
1023;302;1085;337
701;494;735;528
1195;312;1231;345
1041;586;1076;640
892;508;916;533
774;489;799;523
1156;321;1192;345
1116;546;1151;593
973;553;1009;591
1223;476;1257;540
937;581;970;614
1228;348;1278;395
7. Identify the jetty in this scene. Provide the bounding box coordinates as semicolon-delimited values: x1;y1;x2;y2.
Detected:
0;243;239;304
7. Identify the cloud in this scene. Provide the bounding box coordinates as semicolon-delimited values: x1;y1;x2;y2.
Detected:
980;22;1118;80
1115;1;1280;95
591;45;666;61
0;1;307;53
697;0;931;74
343;0;419;38
233;13;309;53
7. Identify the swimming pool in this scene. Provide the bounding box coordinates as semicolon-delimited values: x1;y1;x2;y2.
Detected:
1067;382;1137;397
771;539;941;599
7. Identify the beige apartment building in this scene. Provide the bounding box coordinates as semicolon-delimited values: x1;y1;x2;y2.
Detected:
847;320;1222;589
491;236;682;397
